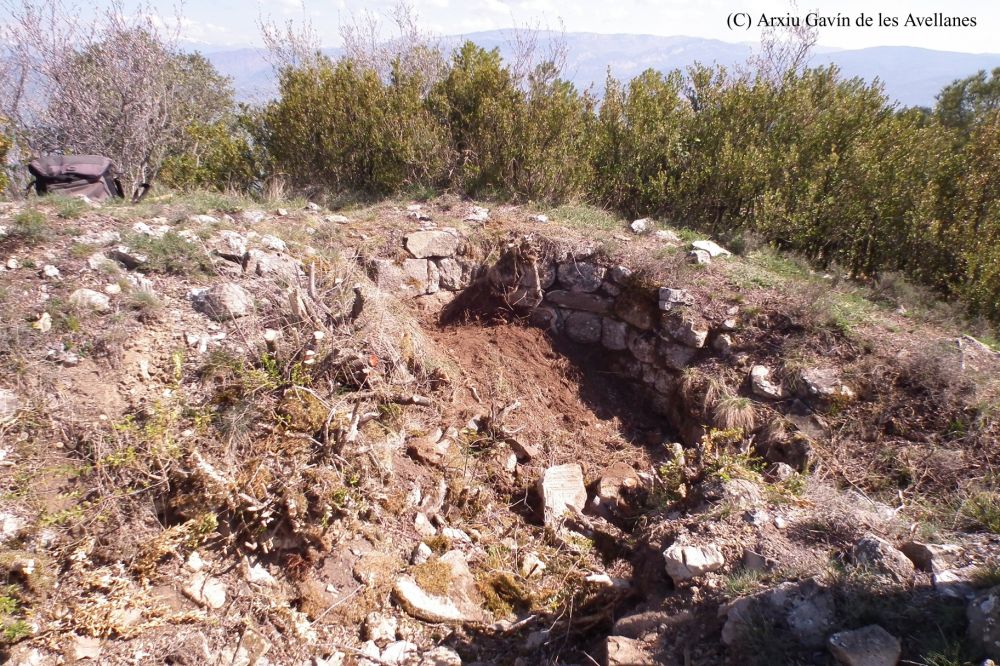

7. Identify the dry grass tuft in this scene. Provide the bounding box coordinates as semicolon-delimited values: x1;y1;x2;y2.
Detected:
713;395;757;432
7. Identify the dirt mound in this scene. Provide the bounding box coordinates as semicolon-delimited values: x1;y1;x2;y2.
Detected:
430;319;667;464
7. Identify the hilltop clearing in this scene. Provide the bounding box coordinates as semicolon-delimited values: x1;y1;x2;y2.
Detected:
0;192;998;665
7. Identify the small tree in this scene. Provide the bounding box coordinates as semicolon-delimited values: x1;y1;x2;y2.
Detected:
0;0;235;191
430;42;524;195
935;68;1000;135
338;0;445;92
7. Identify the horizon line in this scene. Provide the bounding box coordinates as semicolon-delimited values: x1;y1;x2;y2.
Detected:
180;28;1000;58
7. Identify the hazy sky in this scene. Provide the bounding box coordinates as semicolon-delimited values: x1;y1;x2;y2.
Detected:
28;0;1000;53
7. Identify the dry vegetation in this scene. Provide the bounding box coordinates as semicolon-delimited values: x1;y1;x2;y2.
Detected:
0;191;997;664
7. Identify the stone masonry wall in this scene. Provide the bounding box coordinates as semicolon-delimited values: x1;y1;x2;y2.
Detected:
372;229;828;468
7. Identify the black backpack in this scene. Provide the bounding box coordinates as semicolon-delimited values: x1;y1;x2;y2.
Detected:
27;155;149;202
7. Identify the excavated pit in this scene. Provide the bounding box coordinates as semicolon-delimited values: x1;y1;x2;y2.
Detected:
359;231;835;662
393;248;712;660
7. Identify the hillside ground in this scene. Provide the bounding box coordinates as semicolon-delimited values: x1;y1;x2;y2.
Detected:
0;190;998;665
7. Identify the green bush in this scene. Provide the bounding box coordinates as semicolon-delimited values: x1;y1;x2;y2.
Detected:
8;210;49;245
429;43;523;196
263;57;450;195
159;111;269;194
591;68;691;216
512;65;594;201
230;45;1000;329
950;112;1000;322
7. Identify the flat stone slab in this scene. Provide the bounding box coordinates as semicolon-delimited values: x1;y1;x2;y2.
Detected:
393;550;488;625
691;240;731;257
405;230;460;259
538;464;587;526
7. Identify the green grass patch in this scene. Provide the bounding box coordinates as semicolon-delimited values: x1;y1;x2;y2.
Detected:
726;248;816;290
127;290;164;321
919;644;976;666
724;568;764;597
7;210;49;246
961;491;1000;533
548;203;622;231
127;231;214;276
49;194;89;220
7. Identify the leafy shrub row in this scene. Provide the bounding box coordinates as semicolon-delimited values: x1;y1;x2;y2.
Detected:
7;26;999;327
245;46;1000;325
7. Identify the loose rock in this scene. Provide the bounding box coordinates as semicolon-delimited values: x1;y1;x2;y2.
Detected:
183;573;226;609
688;249;711;265
407;429;457;467
363;612;398;645
194;283;253;321
606;636;656;665
721;578;835;648
797;367;855;401
537;464;588;527
210;230;248;261
663;542;725;584
749;365;784;400
419;646;462;666
244;249;302;283
712;333;733;355
900;541;962;573
968;585;1000;660
520;552;546;579
0;388;19;423
464;206;489;223
934;565;980;599
405;230;460;259
691;240;731;257
69;288;111;313
107;246;148;270
76;229;121;245
851;535;915;583
595;462;641;515
629;218;651;234
827;625;901;666
393;550;487;624
411;543;433;565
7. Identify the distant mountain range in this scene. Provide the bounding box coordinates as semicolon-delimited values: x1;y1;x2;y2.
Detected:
199;30;1000;108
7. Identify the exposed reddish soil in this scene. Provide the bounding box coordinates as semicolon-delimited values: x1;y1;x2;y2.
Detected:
428;318;669;476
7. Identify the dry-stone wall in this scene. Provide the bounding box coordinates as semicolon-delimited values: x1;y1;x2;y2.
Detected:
369;228;479;296
482;240;718;446
373;230;821;468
